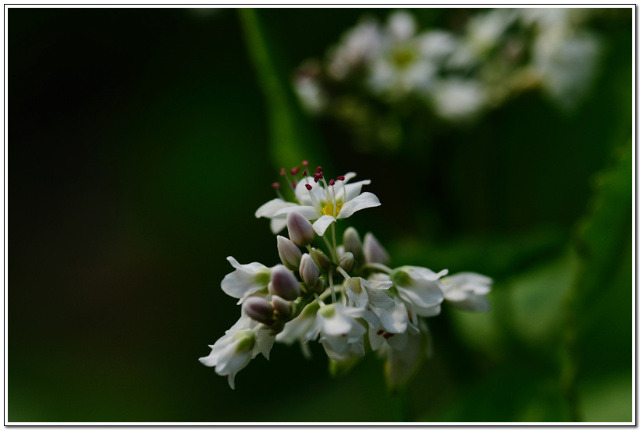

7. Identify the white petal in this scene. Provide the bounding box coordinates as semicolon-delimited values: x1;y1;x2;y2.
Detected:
312;215;336;236
397;282;444;309
295;179;325;205
270;217;288;234
334;179;371;201
255;198;296;218
273;205;319;220
337;192;381;219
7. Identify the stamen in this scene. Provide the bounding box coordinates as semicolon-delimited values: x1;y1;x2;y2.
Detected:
291;181;297;189
280;168;286;176
315;166;323;173
272;182;280;189
329;179;335;186
303;177;324;216
291;167;300;176
302;170;308;177
337;175;345;181
305;184;312;190
302;160;309;167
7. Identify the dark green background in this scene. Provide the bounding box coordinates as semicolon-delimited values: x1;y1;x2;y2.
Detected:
8;8;633;422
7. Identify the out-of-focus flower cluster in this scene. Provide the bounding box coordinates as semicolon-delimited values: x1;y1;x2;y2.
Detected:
200;163;492;389
294;8;602;150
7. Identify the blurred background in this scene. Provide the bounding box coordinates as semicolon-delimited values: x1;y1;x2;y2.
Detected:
8;7;632;422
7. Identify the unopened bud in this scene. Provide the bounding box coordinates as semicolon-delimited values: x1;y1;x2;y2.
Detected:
363;232;390;265
277;235;302;270
314;277;326;294
287;211;315;246
272;296;292;320
310;247;332;272
339;252;355;273
269;265;301;300
242;297;274;325
343;227;364;262
300;254;320;287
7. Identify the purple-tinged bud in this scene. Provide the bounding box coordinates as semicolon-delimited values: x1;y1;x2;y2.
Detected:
287;211;315;246
243;297;274;325
300;254;319;287
339;251;355;273
277;235;302;270
343;227;364;262
363;232;390;265
269;265;301;300
272;296;292;320
309;247;332;272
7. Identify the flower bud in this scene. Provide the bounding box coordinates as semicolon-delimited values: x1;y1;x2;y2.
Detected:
310;247;332;272
287;211;315;246
339;251;355;273
343;227;364;262
272;296;292;320
242;297;274;325
313;277;326;294
269;265;301;300
363;232;390;265
300;254;320;287
277;235;302;270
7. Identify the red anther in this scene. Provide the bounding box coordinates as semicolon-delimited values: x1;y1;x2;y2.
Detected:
383;333;394;339
280;168;286;176
302;160;309;167
305;184;312;190
291;181;297;188
337;175;345;181
329;179;335;186
291;167;300;175
302;170;308;176
313;175;320;183
272;182;280;189
376;329;384;335
315;166;323;173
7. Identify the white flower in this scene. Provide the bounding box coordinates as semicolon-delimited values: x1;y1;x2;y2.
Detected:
328;18;383;80
199;315;275;389
345;277;408;335
440;272;492;312
294;74;326;113
368;12;437;97
390;266;447;323
465;8;518;57
430;79;487;121
383;321;431;389
368;311;417;352
306;303;367;361
221;257;271;303
256;172;380;236
532;26;601;110
276;300;320;346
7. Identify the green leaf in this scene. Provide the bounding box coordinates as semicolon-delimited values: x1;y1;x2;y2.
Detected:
562;141;632;421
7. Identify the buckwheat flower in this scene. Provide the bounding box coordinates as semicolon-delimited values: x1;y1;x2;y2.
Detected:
532;26;601;110
384;321;430;389
368;307;415;352
345;277;407;334
430;79;487;121
276;301;320;358
221;257;271;303
328;18;383;80
390;266;447;323
369;12;437;97
306;303;367;361
270;172;381;236
440;272;492;312
199;316;275;389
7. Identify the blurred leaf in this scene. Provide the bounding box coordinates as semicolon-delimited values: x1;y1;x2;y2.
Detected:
239;9;329;170
562;141;632;421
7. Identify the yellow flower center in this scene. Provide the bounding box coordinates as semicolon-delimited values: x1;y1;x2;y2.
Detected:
322;201;343;216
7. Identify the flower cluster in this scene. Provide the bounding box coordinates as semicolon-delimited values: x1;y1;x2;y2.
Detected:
294;9;602;150
200;164;491;389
